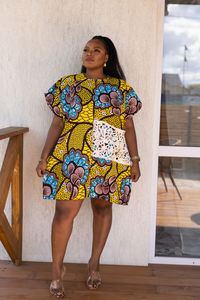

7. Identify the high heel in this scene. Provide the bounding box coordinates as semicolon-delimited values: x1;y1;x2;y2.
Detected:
50;265;66;298
86;263;102;290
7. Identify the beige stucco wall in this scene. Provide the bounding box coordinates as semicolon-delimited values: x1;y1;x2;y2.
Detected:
0;0;164;265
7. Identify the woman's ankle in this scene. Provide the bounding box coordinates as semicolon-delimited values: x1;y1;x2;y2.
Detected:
52;262;63;279
88;257;100;271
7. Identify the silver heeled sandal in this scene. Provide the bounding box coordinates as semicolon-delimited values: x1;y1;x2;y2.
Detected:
86;263;102;290
50;265;66;298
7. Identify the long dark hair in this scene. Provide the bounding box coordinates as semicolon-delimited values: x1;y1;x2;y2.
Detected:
81;35;126;81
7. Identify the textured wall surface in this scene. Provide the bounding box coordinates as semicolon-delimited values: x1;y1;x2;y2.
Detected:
0;0;164;265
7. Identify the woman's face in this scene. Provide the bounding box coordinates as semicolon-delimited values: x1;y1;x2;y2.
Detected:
82;39;108;71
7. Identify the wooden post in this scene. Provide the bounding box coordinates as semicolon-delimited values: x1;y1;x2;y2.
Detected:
0;127;29;265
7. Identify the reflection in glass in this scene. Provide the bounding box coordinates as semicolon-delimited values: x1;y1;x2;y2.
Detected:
160;4;200;147
156;157;200;258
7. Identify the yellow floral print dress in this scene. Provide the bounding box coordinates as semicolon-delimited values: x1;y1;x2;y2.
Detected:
43;73;142;205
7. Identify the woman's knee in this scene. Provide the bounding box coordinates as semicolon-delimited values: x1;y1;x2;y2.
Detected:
55;200;82;220
92;198;112;216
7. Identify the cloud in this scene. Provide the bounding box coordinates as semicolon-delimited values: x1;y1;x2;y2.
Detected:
168;4;200;19
163;4;200;86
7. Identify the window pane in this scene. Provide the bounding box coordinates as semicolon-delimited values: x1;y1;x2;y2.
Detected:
160;4;200;147
156;157;200;258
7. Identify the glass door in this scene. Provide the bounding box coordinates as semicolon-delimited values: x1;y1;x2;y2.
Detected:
150;2;200;265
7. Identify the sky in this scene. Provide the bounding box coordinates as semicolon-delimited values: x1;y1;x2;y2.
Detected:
163;4;200;87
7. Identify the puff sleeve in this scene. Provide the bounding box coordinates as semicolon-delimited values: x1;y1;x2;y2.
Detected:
44;77;64;119
125;84;142;120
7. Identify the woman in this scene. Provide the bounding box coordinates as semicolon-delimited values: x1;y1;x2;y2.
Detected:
36;35;142;298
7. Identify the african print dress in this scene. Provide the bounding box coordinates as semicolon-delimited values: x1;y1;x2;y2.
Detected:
43;73;142;205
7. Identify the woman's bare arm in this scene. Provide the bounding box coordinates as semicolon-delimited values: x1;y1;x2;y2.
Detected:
36;115;64;177
123;117;141;182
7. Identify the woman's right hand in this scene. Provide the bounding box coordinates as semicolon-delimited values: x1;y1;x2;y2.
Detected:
36;159;47;177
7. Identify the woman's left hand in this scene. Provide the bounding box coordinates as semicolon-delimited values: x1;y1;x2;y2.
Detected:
131;161;141;182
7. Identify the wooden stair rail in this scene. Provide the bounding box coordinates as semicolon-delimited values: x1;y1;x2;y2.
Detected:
0;127;29;265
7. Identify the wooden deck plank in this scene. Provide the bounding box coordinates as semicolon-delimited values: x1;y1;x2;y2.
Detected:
1;260;200;299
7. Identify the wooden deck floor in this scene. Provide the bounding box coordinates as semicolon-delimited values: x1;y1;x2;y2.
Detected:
1;260;200;299
157;187;200;228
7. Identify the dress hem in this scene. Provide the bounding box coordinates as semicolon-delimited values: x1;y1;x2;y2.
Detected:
43;196;129;206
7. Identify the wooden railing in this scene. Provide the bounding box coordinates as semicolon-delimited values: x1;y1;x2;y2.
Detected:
159;105;200;147
0;127;29;265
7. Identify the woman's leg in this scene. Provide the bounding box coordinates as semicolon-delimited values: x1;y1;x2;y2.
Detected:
88;198;113;272
51;198;84;280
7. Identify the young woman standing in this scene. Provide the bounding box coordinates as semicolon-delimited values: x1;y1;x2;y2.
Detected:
36;35;142;298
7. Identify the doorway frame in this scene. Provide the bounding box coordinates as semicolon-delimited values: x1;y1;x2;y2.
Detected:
149;147;200;265
149;0;200;265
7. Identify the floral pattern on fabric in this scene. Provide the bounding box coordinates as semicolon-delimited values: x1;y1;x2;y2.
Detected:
92;157;112;166
43;171;58;200
93;84;123;115
45;85;63;118
89;176;117;200
60;81;82;120
43;73;142;205
62;149;89;199
119;177;132;205
125;88;142;119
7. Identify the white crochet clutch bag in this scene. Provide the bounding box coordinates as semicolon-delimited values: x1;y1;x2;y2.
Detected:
92;119;132;166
